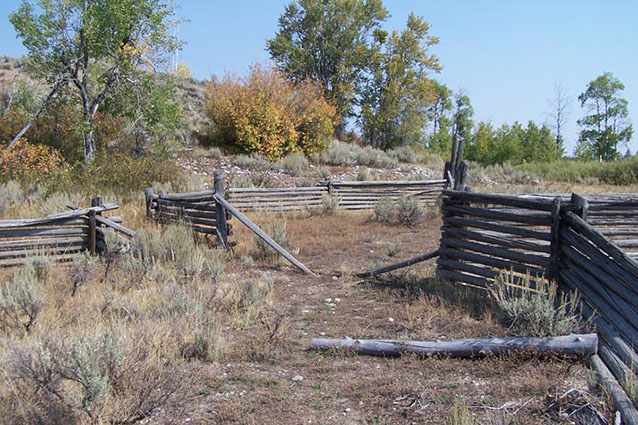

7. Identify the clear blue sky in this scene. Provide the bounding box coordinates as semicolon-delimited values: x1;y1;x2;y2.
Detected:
1;0;637;155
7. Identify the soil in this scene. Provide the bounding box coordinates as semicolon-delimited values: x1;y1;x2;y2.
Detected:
150;212;607;424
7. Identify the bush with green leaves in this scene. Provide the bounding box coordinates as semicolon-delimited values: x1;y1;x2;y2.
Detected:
279;152;309;176
0;264;43;334
320;192;340;215
312;140;398;168
489;271;584;337
396;196;425;226
373;197;396;223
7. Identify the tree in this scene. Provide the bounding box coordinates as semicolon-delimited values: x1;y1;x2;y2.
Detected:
9;0;179;164
359;14;440;150
576;72;633;161
546;82;570;157
267;0;388;135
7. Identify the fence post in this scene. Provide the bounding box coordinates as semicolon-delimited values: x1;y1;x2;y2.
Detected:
145;188;153;217
571;193;589;221
214;172;228;249
88;210;97;255
455;160;469;191
548;197;562;280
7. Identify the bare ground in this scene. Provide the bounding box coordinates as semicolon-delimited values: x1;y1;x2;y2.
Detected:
149;212;608;424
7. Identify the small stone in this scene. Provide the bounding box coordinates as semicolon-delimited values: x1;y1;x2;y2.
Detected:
334;298;341;302
320;332;326;336
332;276;338;280
324;298;332;303
388;317;394;322
292;375;304;382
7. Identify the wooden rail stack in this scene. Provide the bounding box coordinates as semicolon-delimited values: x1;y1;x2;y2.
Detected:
145;172;231;248
0;200;131;267
225;179;446;212
438;189;638;423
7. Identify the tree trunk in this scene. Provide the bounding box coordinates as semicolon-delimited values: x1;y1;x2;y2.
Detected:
83;126;96;165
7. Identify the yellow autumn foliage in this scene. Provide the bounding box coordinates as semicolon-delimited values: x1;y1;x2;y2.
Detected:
0;139;66;182
206;64;336;160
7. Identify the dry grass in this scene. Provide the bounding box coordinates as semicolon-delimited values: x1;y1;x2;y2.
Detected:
0;190;612;424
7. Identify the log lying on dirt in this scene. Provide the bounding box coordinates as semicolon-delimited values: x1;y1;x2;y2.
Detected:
590;354;638;425
355;250;440;278
309;334;598;359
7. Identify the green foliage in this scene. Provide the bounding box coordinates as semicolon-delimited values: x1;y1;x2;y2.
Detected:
320;192;340;214
279;152;309;175
395;196;424;226
254;218;296;261
206;64;335;160
518;156;638;185
268;0;389;130
465;120;559;166
576;72;633;161
489;272;583;337
360;14;441;149
9;0;179;163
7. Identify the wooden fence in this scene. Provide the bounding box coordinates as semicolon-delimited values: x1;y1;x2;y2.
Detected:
226;179;446;212
145;173;231;248
438;189;638;422
0;199;132;267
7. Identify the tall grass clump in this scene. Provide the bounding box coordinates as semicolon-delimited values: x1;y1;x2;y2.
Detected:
254;218;296;260
373;196;424;226
488;271;583;337
313;140;398;168
0;180;25;211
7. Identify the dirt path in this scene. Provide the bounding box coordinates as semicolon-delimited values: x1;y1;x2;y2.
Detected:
161;213;605;424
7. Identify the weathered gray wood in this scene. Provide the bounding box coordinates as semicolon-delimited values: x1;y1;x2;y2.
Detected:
571;193;589;221
356;250;439;277
444;190;555;211
214;172;228;249
327;180;446;187
0;244;86;259
309;334;597;358
590;354;638;425
439;247;547;277
599;343;638;399
548;197;561;279
437;258;542;288
442;226;550;253
0;236;88;250
95;216;135;238
442;237;550;267
214;194;315;276
89;211;96;255
145;188;154;217
0;227;89;238
0;204;118;229
442;204;552;225
437;268;490;288
444;216;551;241
566;212;638;278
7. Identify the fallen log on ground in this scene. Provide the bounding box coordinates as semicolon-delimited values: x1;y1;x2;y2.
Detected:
355;249;440;278
309;334;598;359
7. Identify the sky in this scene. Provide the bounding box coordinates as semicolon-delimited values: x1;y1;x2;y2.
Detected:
1;0;637;155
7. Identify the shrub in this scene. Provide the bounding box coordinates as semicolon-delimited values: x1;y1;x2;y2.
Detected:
206;63;336;160
373;198;396;223
312;140;398;168
231;175;255;188
356;166;371;181
320;192;340;215
0;180;25;211
316;166;332;180
68;252;97;297
0;264;43;334
396;196;424;226
279;152;309;175
233;153;272;171
0;139;66;184
489;271;583;337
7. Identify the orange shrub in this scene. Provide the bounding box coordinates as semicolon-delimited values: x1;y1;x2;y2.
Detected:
0;139;66;182
206;64;336;160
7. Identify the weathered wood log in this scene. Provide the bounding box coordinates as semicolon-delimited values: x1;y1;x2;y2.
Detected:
436;268;490;288
442;237;550;267
95;216;135;238
444;216;551;241
560;227;638;296
599;342;638;399
0;227;89;238
439;247;547;277
442;204;552;225
566;212;638;278
88;211;96;255
356;250;439;277
309;334;597;358
0;204;118;229
444;190;556;211
0;236;88;250
559;268;638;348
590;355;638;425
442;226;550;253
214;194;316;276
0;244;86;259
326;180;446;188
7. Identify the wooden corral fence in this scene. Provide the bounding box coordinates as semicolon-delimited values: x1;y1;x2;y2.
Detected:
0;198;134;267
437;189;638;423
226;179;446;212
145;172;231;249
